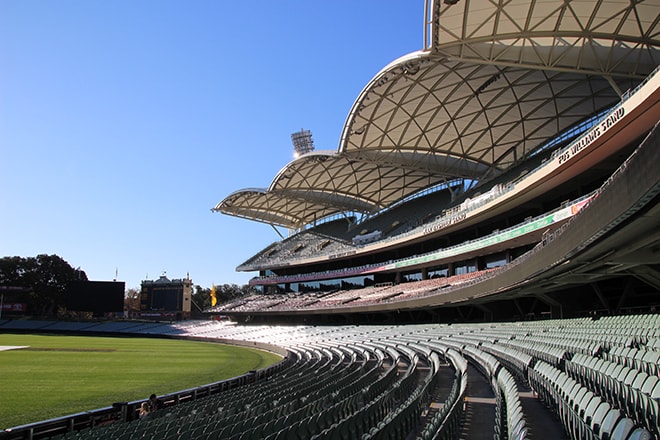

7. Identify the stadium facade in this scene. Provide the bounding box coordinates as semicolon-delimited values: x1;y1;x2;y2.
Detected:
212;1;660;324
2;3;660;439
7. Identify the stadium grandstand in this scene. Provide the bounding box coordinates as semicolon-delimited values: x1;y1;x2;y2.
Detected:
2;1;659;439
210;0;660;325
1;316;659;439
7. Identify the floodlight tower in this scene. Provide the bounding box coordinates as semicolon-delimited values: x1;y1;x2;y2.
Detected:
291;129;315;158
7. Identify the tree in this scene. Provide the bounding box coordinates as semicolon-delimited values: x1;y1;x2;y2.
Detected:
0;254;87;316
0;256;29;286
124;287;141;317
192;285;211;312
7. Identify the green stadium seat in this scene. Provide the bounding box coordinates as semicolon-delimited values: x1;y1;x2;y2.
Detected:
610;417;636;440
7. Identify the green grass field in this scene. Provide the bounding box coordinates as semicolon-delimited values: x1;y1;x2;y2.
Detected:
0;333;282;429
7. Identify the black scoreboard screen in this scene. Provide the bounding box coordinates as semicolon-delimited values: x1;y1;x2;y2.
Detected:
67;280;125;313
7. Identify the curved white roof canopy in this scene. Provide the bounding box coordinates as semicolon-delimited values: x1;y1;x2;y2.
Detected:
214;0;659;230
216;188;343;229
214;151;448;229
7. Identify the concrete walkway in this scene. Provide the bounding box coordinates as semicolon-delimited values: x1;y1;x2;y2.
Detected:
456;365;568;439
516;379;568;439
459;364;496;440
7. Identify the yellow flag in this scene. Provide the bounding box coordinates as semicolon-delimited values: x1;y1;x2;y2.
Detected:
210;284;217;307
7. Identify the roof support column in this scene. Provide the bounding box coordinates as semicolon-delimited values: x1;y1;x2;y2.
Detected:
270;224;285;240
605;76;624;98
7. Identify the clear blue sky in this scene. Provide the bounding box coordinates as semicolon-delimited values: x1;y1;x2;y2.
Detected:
1;1;421;291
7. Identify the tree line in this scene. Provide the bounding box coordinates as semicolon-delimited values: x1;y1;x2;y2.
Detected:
0;254;87;316
1;254;254;318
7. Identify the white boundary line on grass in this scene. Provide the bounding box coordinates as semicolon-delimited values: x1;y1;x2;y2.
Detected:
0;346;29;351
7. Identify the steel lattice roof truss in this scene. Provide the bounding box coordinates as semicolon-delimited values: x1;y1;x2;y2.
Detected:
429;0;658;76
214;0;659;230
214;188;342;230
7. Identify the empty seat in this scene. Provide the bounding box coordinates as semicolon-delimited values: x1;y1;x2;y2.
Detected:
627;427;653;440
609;417;636;440
590;401;612;435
